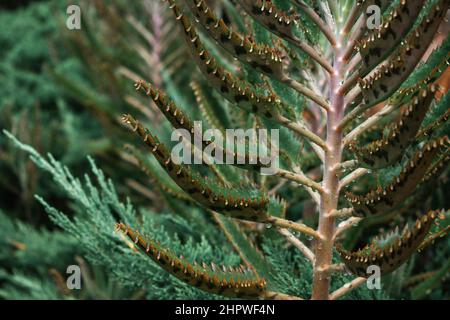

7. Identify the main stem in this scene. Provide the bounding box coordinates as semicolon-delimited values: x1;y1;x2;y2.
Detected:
311;45;345;300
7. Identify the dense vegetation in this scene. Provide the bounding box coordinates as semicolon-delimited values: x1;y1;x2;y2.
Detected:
0;0;449;300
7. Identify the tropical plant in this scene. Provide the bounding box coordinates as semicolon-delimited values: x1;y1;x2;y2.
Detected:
3;0;449;300
114;0;450;299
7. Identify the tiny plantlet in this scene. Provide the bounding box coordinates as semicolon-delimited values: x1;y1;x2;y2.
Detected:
115;0;450;300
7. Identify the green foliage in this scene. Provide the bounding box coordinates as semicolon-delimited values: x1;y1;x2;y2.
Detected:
2;131;392;300
0;2;59;110
0;0;448;300
3;131;241;299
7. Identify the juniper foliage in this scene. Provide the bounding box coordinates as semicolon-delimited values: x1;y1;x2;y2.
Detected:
1;0;449;300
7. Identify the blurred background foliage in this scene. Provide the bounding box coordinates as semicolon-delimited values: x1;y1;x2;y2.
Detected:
0;0;448;299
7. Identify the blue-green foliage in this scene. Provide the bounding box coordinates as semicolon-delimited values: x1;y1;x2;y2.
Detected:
3;130;393;300
0;0;448;301
3;131;243;299
0;2;58;110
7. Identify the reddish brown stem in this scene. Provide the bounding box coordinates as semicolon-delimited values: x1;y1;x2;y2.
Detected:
311;47;345;300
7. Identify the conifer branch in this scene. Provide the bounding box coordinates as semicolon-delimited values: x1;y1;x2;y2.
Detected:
336;160;358;176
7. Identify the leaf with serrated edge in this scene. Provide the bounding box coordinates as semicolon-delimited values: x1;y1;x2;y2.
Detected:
116;223;267;298
359;0;448;108
338;210;442;276
346;136;450;217
350;84;437;168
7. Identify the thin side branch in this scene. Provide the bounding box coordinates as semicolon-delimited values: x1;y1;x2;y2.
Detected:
310;143;325;163
304;186;321;206
320;1;336;33
278;228;315;264
292;0;337;46
342;15;367;62
292;166;321;204
339;99;371;130
339;71;359;95
275;114;327;150
286;37;334;74
344;86;362;109
276;168;324;194
268;216;321;240
327;208;355;219
330;277;366;300
347;53;362;75
268;179;288;196
281;77;330;111
333;217;362;240
341;3;362;36
339;168;369;189
336;160;358;176
317;263;346;275
343;103;397;145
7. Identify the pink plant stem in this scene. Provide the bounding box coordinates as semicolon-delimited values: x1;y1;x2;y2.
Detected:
311;44;345;300
150;2;163;87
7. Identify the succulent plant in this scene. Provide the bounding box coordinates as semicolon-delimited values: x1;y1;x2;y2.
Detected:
90;0;450;299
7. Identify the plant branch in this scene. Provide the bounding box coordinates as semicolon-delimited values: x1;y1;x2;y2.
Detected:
342;15;366;62
341;3;362;36
275;114;327;150
347;53;362;75
275;168;324;194
333;217;362;240
339;168;368;190
281;77;330;111
268;216;321;240
303;185;321;206
343;103;397;145
317;263;346;275
292;0;337;46
326;0;339;23
312;37;346;300
330;277;366;300
339;71;359;95
339;100;372;131
344;86;362;109
285;37;334;74
268;179;288;196
327;208;355;219
319;1;336;34
311;143;326;163
292;166;321;204
336;160;358;176
278;228;315;264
